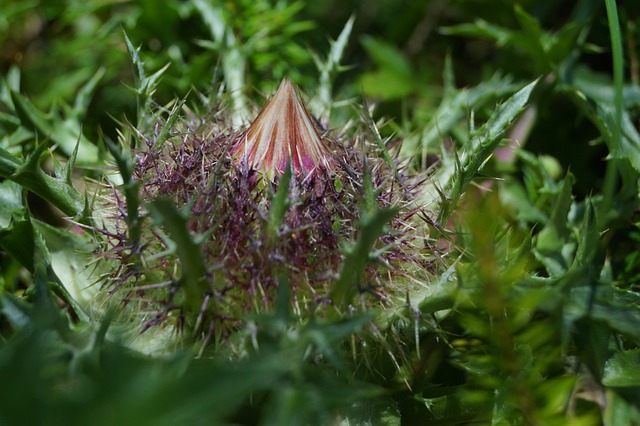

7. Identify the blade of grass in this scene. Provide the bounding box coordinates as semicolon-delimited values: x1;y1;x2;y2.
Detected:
601;0;624;217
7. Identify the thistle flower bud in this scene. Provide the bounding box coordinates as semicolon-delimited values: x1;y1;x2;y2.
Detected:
96;78;431;349
231;79;332;180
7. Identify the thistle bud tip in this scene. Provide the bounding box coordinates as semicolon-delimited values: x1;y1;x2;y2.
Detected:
232;79;332;180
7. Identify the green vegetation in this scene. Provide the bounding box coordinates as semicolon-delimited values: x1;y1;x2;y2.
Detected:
2;0;640;424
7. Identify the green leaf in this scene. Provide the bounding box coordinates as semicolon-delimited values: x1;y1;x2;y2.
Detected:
0;219;36;273
360;36;414;99
438;78;539;224
123;31;172;128
548;21;587;63
71;67;105;120
0;211;87;320
313;15;354;119
327;15;354;70
566;285;640;344
274;272;291;325
155;98;185;148
535;173;574;256
573;199;599;268
9;89;100;166
443;10;587;74
570;66;640;107
604;389;640;426
267;162;292;244
603;350;640;387
0;145;85;218
361;36;412;79
513;5;548;70
34;219;100;308
442;53;456;101
413;392;492;424
0;293;32;330
359;101;396;172
0;180;23;229
416;257;459;315
104;138;141;245
402;73;519;167
360;69;414;99
191;3;247;125
441;20;512;46
192;0;226;42
149;199;208;312
564;67;640;171
303;317;372;373
330;206;398;310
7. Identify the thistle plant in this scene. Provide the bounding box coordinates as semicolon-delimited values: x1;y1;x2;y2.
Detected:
98;76;430;348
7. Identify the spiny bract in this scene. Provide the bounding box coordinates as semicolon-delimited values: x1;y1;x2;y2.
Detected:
98;78;432;348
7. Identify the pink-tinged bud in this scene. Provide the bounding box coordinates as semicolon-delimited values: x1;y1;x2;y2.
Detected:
231;79;332;180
